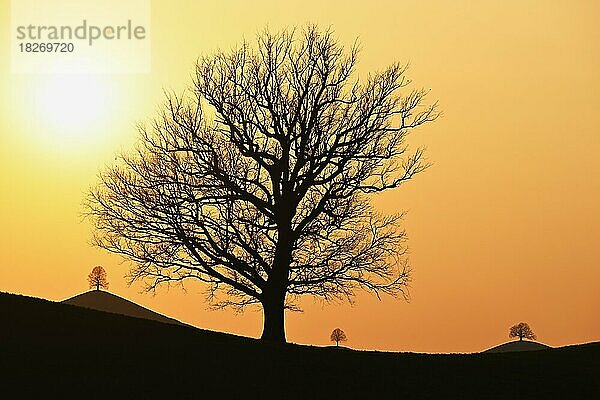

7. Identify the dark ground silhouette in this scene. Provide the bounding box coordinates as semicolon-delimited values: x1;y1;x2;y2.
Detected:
484;340;551;353
0;292;597;399
62;290;185;326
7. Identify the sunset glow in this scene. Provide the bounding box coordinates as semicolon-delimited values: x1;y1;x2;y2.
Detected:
1;0;599;354
37;75;110;139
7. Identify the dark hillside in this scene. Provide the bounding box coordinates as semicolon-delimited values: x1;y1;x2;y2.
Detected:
1;292;597;399
483;340;551;353
62;290;185;325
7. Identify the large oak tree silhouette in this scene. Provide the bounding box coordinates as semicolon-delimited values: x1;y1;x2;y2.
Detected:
86;25;438;343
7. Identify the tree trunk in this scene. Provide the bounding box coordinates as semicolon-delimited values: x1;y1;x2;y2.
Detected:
261;212;292;343
260;290;286;343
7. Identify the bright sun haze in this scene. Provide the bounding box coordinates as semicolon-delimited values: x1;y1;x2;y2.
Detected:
0;0;599;353
36;75;110;140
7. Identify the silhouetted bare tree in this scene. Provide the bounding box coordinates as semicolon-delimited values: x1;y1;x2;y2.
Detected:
86;25;439;342
88;266;109;291
330;328;347;346
509;322;536;341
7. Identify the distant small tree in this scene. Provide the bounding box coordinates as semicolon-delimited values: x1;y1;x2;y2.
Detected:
88;266;109;291
330;328;348;347
509;322;536;341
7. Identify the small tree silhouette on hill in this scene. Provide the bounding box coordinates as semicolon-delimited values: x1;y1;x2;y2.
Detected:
330;328;347;347
88;266;109;291
509;322;536;341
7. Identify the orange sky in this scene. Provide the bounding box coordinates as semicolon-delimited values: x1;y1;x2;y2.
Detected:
1;0;599;353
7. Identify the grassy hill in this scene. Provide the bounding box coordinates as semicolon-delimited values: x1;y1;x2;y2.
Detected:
1;292;597;399
61;290;186;326
483;339;552;353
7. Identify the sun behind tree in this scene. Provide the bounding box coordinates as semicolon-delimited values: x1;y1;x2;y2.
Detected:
509;322;536;341
88;266;109;291
330;328;348;347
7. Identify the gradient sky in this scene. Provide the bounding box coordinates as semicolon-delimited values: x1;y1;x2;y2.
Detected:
1;0;599;353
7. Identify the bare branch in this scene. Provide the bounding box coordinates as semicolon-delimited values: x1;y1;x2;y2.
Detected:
85;25;438;342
